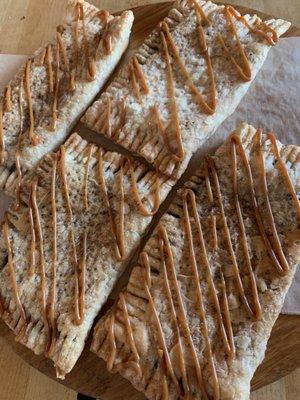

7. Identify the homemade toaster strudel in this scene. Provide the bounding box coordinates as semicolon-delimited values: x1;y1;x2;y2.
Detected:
82;0;290;178
92;123;300;400
0;133;174;378
0;0;133;198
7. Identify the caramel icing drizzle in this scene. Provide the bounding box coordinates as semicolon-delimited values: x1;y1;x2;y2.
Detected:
158;225;209;399
77;3;96;81
52;37;60;131
75;231;87;325
230;140;262;318
206;155;262;318
183;189;235;359
83;144;94;210
225;5;278;46
24;60;39;145
3;217;27;326
119;292;142;377
46;155;58;356
128;159;161;217
28;192;36;277
218;6;252;82
230;133;290;276
30;180;49;337
267;132;300;219
97;148;125;261
0;100;4;164
219;6;278;82
157;241;190;395
143;261;180;390
129;56;149;102
160;26;185;161
95;97;112;136
254;130;290;275
4;85;12;112
42;44;54;93
161;16;216;114
107;305;117;371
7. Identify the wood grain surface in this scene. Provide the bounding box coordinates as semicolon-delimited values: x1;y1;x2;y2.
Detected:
0;1;299;400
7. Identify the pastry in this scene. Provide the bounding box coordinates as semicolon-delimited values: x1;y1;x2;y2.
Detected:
92;123;300;400
0;0;134;201
82;0;290;178
0;132;174;378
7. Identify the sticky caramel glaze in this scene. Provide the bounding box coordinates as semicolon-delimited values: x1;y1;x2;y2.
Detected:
28;192;36;277
204;159;219;251
46;156;58;357
218;7;251;82
160;28;185;161
13;84;24;211
83;144;94;210
127;159;161;216
267;132;300;219
52;39;60;131
0;100;4;164
206;155;262;319
42;44;54;93
230;133;290;276
107;304;117;371
158;240;190;396
60;146;83;324
230;142;262;319
141;249;189;396
255;130;290;275
183;191;219;400
24;60;39;145
2;217;27;326
4;85;12;112
129;56;149;102
183;189;235;359
77;3;96;81
30;180;50;339
143;273;180;390
225;5;278;46
161;18;216;115
74;231;87;325
97;149;125;261
158;225;209;400
119;293;142;377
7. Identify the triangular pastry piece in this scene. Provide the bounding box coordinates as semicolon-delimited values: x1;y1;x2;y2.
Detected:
92;123;300;400
0;133;174;378
0;0;133;198
82;0;290;178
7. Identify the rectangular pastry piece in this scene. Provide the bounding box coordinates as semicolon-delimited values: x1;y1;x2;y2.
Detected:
0;133;174;378
82;0;290;178
92;123;300;400
0;0;133;196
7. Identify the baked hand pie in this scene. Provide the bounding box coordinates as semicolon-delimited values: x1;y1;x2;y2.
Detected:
82;0;290;179
0;0;133;200
92;123;300;400
0;133;174;378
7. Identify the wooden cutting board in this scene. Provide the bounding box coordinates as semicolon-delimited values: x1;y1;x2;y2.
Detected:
0;2;299;399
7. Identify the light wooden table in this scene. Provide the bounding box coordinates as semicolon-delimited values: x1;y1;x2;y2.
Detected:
0;1;299;400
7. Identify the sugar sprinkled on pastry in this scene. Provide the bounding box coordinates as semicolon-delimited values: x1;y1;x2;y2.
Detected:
0;133;174;378
82;0;290;178
92;123;300;400
0;0;134;199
